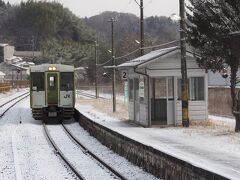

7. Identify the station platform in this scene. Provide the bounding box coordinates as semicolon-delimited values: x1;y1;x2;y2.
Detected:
75;103;240;180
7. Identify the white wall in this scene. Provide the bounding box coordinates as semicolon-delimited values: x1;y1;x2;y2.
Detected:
4;46;14;61
176;101;208;124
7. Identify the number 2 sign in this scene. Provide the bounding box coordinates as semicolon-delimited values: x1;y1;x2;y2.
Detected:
121;70;128;80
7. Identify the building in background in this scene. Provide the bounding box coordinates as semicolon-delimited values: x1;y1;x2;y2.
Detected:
0;71;6;83
0;44;15;63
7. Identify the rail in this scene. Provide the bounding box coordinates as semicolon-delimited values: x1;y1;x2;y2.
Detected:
0;92;29;118
62;123;126;180
76;90;105;99
43;123;85;180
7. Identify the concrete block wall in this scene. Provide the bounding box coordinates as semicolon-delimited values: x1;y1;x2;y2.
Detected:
78;112;227;180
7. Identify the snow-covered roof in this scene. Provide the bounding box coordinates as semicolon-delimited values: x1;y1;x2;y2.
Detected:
117;46;199;69
0;71;6;76
6;56;22;61
0;43;8;47
118;46;179;68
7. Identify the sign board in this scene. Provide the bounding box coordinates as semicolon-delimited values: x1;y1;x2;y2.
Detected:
121;70;128;80
139;77;144;98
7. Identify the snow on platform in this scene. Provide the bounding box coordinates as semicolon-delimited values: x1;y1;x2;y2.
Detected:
75;103;240;180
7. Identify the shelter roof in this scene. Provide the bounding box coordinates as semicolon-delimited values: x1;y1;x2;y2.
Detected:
117;46;198;69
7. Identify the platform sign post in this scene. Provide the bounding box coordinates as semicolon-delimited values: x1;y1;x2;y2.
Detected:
124;81;128;104
16;68;20;92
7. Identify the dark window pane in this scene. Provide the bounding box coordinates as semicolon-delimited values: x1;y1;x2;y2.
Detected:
60;72;74;91
190;77;204;100
129;79;134;101
134;78;139;100
31;72;44;91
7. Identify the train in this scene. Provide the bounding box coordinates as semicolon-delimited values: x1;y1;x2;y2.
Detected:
30;64;75;119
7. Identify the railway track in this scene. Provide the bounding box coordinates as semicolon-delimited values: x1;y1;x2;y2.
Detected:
43;122;125;180
0;92;30;118
43;123;85;180
76;90;105;99
62;123;126;180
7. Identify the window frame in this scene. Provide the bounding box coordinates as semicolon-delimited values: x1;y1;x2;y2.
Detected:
177;76;205;101
31;72;45;91
60;72;74;91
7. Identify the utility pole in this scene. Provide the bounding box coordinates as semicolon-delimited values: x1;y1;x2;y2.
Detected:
94;40;99;98
179;0;189;127
108;18;116;112
140;0;144;56
135;0;144;55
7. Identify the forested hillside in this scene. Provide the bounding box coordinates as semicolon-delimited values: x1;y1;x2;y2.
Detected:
0;0;178;79
0;0;96;67
84;11;178;45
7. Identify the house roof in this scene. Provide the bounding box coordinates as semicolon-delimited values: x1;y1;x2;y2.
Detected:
0;43;8;47
117;46;198;69
0;71;6;76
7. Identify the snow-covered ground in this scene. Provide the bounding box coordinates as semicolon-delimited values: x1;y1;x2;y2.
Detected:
47;124;120;180
77;89;126;102
64;123;158;180
0;94;77;180
1;88;239;179
76;96;240;180
0;88;29;105
0;90;158;179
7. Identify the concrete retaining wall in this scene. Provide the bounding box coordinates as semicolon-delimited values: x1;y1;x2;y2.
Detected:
78;112;227;180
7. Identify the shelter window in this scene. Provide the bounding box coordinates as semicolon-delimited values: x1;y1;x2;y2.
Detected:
129;79;134;101
168;77;174;100
134;78;139;101
60;72;74;91
177;77;204;100
190;77;204;100
31;72;44;91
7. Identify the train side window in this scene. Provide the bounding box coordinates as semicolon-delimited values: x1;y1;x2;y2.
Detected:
60;72;74;91
31;72;44;91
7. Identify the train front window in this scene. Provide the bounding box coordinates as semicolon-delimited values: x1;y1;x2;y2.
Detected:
60;72;74;91
31;72;44;91
49;76;55;87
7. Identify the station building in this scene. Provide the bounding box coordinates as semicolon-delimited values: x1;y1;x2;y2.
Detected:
118;46;208;127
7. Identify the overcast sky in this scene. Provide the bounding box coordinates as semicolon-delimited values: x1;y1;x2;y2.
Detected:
7;0;179;18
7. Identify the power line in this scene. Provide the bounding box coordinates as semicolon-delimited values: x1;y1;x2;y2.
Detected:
97;40;180;67
142;39;180;50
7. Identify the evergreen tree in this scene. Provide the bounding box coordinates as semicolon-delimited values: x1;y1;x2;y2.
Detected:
187;0;240;132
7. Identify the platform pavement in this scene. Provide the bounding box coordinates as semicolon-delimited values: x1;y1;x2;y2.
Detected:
75;103;240;180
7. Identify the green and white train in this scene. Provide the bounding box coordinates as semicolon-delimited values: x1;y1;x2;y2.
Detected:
30;64;75;119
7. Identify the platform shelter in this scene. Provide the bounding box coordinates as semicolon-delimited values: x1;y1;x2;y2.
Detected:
118;46;208;127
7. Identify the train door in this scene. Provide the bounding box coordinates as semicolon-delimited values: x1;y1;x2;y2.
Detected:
46;72;59;105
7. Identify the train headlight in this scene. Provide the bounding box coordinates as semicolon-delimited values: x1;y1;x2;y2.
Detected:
48;66;57;71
